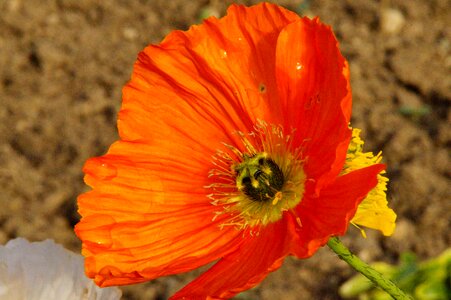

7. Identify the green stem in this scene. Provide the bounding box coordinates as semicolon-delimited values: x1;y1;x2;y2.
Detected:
327;236;411;300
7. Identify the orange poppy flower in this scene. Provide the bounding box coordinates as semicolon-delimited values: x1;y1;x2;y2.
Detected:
75;3;385;299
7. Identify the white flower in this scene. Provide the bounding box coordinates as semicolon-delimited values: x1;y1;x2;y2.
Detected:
0;238;121;300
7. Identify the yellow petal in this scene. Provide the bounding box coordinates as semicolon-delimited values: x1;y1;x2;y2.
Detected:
343;128;397;236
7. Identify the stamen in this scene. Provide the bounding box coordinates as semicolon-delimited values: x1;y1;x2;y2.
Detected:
272;192;282;205
289;208;303;228
351;222;367;238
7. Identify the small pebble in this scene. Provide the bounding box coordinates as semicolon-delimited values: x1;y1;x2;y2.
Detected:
123;27;138;40
380;8;405;34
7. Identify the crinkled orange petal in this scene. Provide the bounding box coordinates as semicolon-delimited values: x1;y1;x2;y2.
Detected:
291;164;385;258
171;219;295;299
75;140;244;286
120;46;248;149
119;3;298;148
275;17;352;194
162;3;299;126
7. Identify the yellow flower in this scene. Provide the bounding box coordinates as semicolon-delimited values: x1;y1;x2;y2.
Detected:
343;128;397;237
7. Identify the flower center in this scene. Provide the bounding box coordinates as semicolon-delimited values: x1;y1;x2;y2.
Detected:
234;153;284;203
207;121;306;230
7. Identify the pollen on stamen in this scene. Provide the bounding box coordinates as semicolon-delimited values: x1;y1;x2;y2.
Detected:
272;192;282;205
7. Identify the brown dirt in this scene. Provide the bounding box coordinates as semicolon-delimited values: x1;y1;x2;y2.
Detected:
1;0;449;299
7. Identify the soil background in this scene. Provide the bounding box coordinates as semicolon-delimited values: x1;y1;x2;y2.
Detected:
0;0;449;299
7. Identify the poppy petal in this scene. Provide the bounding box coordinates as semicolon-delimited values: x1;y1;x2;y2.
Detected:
119;3;300;148
292;164;385;258
120;45;248;150
163;3;299;125
75;140;243;287
171;220;295;299
275;18;352;192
